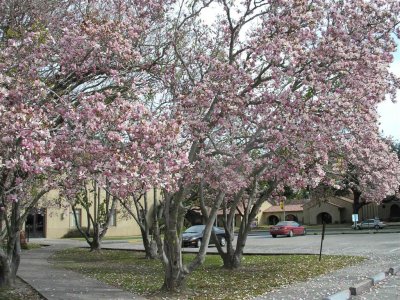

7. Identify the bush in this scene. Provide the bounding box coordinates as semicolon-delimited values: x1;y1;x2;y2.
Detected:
62;227;94;238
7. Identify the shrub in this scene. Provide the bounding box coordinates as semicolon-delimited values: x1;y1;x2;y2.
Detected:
62;227;94;238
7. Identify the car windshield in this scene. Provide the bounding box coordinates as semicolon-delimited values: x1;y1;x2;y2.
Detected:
184;225;205;233
184;225;221;233
275;221;296;226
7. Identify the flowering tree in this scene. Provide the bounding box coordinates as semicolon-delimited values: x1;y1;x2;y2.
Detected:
325;132;400;214
2;0;400;293
145;0;400;285
0;0;183;286
0;0;67;286
55;94;184;252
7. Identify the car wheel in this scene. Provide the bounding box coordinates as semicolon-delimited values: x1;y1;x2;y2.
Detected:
303;229;307;236
219;237;226;247
374;225;380;230
272;234;277;238
288;230;294;237
196;239;202;248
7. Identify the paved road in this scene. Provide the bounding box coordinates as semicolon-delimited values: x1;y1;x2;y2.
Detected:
243;231;400;256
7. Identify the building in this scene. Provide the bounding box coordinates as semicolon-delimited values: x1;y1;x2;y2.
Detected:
24;189;160;239
261;204;304;225
185;201;272;228
302;195;400;225
23;189;400;239
302;196;353;225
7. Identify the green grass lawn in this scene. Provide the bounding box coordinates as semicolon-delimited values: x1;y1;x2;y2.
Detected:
50;249;364;299
21;243;43;250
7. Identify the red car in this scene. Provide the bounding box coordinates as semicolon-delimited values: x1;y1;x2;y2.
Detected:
269;221;306;238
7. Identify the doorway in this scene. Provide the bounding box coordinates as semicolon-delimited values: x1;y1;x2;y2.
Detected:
316;212;332;224
25;208;46;238
390;204;400;221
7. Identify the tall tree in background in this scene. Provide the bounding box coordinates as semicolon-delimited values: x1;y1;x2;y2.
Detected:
327;133;400;214
117;189;162;259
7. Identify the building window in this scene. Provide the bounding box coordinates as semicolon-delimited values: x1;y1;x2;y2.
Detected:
70;208;81;228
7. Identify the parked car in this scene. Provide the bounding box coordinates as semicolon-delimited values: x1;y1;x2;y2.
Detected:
182;225;226;248
352;219;386;230
269;221;306;238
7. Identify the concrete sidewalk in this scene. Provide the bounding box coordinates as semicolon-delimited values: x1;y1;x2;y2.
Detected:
18;240;146;300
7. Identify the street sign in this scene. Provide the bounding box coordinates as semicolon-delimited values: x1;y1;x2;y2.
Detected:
352;214;359;222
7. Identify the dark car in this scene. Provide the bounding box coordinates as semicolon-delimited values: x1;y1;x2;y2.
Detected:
182;225;226;248
269;221;306;238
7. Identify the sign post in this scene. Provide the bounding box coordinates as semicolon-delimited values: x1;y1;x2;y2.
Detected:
319;220;326;261
352;214;359;230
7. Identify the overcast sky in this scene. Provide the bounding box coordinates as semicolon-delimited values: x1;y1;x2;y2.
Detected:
377;41;400;141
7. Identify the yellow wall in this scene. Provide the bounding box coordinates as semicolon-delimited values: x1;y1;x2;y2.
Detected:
38;188;161;238
303;196;353;225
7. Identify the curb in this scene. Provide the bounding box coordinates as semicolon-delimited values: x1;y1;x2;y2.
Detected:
322;289;351;300
322;265;400;299
389;266;400;275
369;271;386;285
349;278;373;296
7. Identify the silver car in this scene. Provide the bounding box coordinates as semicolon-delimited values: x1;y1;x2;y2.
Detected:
352;219;386;230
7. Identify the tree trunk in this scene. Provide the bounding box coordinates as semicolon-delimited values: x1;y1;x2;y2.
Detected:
219;230;242;269
221;251;242;269
0;252;12;288
352;188;363;214
89;224;101;251
11;235;20;281
218;181;276;269
221;220;249;269
161;191;189;293
0;231;20;288
141;228;157;259
161;227;187;292
160;188;224;292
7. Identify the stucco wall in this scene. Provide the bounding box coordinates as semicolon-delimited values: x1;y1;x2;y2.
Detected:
33;188;161;238
262;211;304;225
302;196;354;225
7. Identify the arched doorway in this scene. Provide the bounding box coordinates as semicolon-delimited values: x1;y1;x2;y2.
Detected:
316;212;332;224
286;214;298;222
268;215;279;225
390;204;400;221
